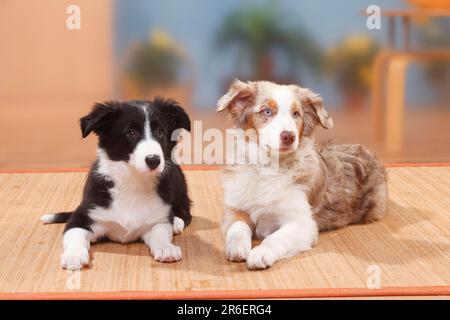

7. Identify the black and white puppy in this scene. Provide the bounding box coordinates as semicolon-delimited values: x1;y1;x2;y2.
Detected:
41;98;192;270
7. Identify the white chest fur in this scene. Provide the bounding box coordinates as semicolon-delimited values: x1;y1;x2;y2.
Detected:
89;154;171;243
90;185;170;243
221;140;319;239
222;166;311;237
222;138;317;216
222;168;294;210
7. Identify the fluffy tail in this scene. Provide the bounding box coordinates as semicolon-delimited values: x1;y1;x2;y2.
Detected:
40;212;72;224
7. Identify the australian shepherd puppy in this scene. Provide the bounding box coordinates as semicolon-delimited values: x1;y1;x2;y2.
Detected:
217;80;387;270
41;98;192;270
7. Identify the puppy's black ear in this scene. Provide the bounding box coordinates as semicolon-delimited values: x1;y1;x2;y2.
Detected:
157;97;191;133
80;102;119;138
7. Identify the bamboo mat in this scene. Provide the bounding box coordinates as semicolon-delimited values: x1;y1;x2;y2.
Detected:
0;167;449;299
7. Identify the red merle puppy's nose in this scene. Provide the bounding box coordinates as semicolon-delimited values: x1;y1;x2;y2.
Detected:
280;131;295;145
145;155;161;170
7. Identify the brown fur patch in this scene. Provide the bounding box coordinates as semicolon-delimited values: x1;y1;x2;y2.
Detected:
217;80;257;127
295;87;333;136
290;100;304;141
221;208;255;235
229;91;255;126
266;98;278;110
290;100;303;116
248;98;279;131
302;104;320;137
233;211;253;225
308;143;387;231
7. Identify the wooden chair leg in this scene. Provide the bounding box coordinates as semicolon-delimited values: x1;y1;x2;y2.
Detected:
385;56;409;152
371;51;391;141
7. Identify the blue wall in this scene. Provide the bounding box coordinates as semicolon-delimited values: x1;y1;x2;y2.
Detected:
114;0;436;110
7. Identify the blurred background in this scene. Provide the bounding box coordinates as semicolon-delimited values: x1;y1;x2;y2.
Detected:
0;0;449;169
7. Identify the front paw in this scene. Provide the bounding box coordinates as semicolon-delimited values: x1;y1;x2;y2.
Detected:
226;239;251;262
172;217;185;235
61;247;90;270
246;245;277;270
152;244;182;263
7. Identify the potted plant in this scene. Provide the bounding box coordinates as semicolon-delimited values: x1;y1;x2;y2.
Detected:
325;35;379;110
215;3;321;84
122;30;193;106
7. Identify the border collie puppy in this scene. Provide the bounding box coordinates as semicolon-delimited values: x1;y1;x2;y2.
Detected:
217;80;387;270
41;98;192;270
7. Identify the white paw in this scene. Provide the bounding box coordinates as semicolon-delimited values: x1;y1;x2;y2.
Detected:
246;245;277;270
152;244;182;263
40;214;55;224
226;239;251;262
61;247;90;271
173;217;185;235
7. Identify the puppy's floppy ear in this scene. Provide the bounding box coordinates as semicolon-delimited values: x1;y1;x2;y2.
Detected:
80;101;119;138
158;97;191;133
295;87;333;136
217;79;256;126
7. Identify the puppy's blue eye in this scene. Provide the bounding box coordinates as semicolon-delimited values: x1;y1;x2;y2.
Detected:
262;108;272;116
292;111;301;118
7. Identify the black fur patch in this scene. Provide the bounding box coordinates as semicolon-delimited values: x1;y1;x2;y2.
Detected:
64;161;113;232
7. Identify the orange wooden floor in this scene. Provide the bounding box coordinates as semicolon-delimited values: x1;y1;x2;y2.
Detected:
0;166;449;299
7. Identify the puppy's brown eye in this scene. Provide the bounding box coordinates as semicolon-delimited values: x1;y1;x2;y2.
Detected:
262;108;273;116
126;129;137;137
292;111;301;118
155;128;164;136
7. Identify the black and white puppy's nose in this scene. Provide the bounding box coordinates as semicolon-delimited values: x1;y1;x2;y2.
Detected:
145;155;161;170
